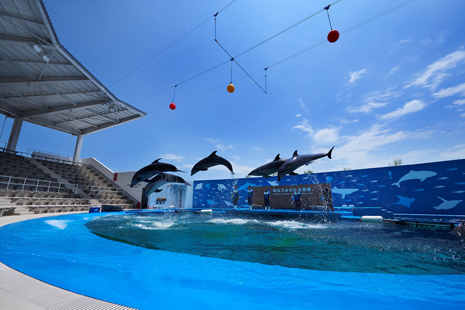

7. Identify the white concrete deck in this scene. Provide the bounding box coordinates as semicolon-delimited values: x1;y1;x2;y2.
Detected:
0;213;137;310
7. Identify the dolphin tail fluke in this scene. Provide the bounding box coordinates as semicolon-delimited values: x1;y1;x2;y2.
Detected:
155;189;162;193
327;146;335;159
392;182;400;187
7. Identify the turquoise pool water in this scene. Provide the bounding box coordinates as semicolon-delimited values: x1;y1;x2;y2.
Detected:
87;212;465;275
1;212;465;309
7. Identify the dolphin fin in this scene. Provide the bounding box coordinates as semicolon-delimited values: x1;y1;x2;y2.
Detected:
208;151;218;157
438;196;446;202
176;170;186;173
273;154;281;161
293;150;298;157
143;179;151;182
290;172;298;176
200;168;208;171
151;158;162;164
327;146;335;159
154;189;163;193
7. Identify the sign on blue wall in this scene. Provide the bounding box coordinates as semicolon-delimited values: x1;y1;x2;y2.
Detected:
193;159;465;215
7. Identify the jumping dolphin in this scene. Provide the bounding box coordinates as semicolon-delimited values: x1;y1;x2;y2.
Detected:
131;158;185;187
144;173;191;197
277;147;334;181
248;154;287;178
191;151;234;176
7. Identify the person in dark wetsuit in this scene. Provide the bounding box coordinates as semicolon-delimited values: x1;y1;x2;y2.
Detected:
231;185;239;209
263;188;271;210
292;188;302;211
247;186;254;210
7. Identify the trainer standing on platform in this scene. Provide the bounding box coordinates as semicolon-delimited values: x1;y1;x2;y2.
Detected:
231;185;239;209
247;186;254;210
293;187;302;211
263;188;271;210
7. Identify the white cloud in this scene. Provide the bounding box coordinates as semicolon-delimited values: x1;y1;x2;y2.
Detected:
405;48;465;90
232;156;241;160
440;144;465;159
339;118;359;124
313;128;339;144
388;66;400;75
205;138;221;144
161;154;185;161
347;101;388;113
292;118;314;136
347;69;367;85
298;99;309;113
380;99;427;120
347;88;399;114
251;147;264;151
396;38;412;45
215;144;233;152
432;82;465;99
461;113;465;117
453;99;465;106
296;113;301;117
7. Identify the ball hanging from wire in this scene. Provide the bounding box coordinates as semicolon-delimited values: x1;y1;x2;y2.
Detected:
327;30;339;43
227;83;235;93
169;102;176;110
170;85;177;110
324;5;339;43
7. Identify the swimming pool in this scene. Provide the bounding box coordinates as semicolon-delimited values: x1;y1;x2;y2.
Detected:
1;212;464;309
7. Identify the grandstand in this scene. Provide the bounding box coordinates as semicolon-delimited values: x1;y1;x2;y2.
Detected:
0;0;145;217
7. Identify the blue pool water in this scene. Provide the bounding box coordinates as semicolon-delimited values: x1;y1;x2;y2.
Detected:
1;212;465;309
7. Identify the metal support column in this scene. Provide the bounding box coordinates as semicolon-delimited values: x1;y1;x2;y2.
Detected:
72;135;84;163
6;118;23;151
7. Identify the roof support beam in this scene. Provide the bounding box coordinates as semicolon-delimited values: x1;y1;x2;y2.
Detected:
0;76;89;86
0;12;44;26
0;58;70;66
20;100;107;118
1;90;101;100
81;115;142;135
0;102;21;117
0;34;34;47
54;107;129;125
26;117;82;135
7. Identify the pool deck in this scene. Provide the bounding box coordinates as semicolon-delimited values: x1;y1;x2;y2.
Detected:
0;213;138;310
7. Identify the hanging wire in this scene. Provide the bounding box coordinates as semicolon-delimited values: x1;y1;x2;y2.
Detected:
215;39;267;93
130;0;343;103
214;12;218;40
109;0;237;87
324;4;333;30
230;59;234;83
264;67;268;94
145;0;417;113
172;85;177;102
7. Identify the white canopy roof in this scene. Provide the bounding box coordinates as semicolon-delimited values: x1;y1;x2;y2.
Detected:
0;0;146;136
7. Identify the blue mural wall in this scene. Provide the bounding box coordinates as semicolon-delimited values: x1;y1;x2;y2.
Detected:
193;159;465;215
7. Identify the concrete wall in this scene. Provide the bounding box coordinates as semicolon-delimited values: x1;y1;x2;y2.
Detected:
193;159;465;216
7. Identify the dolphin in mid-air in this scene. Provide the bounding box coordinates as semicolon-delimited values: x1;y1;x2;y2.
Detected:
144;173;191;197
191;151;234;176
277;146;334;181
131;158;185;187
248;154;289;178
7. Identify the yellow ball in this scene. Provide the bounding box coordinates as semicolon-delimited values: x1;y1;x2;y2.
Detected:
227;83;235;93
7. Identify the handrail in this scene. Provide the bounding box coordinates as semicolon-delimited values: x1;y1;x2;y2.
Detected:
0;175;78;194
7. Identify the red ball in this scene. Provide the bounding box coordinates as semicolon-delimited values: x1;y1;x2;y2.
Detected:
327;30;340;43
169;102;176;110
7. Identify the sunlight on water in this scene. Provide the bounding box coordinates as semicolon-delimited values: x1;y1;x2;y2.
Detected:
85;213;465;275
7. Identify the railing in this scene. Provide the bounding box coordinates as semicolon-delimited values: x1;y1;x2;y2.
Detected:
0;141;6;149
0;175;78;194
90;185;126;197
28;148;74;164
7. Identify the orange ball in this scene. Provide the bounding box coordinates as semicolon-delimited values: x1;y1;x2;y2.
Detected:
227;83;235;93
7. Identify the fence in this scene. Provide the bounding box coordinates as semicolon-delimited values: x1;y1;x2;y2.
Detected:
0;175;79;194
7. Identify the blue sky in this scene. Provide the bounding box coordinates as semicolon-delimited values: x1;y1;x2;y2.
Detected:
2;0;465;181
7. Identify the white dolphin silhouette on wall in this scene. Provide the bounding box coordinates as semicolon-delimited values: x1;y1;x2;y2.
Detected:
433;197;463;210
392;170;437;187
